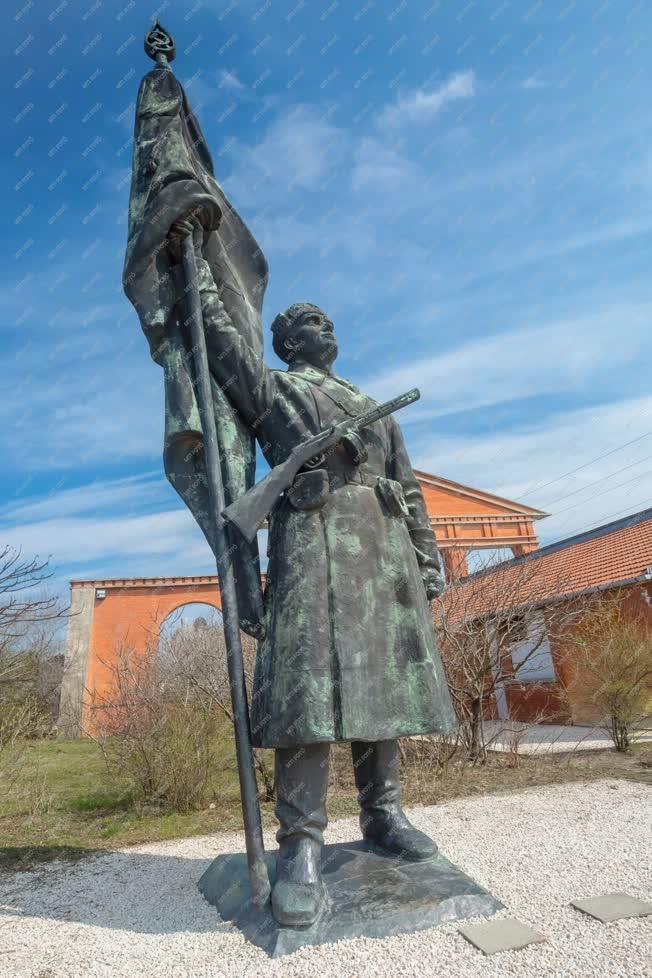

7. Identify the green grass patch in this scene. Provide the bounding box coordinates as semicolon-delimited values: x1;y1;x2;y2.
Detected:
1;736;650;873
68;791;133;813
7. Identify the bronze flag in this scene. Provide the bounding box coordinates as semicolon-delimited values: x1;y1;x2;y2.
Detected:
123;53;268;634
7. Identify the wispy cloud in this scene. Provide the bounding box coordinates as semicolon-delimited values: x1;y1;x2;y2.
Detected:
414;395;652;545
362;301;652;417
224;105;349;205
351;138;422;192
1;509;196;567
2;321;162;471
482;217;652;279
521;74;546;90
0;469;207;581
2;472;165;524
1;469;268;592
218;68;245;91
379;71;476;128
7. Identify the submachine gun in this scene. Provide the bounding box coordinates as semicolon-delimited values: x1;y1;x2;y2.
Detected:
222;387;420;542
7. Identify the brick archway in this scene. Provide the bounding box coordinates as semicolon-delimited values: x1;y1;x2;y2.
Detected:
58;470;546;735
58;576;225;736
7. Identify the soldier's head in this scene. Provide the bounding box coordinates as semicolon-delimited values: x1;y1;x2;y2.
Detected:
271;303;338;370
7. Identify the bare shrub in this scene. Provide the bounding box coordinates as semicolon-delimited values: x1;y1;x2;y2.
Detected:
88;608;275;811
0;547;67;660
569;589;652;751
89;640;224;812
399;732;460;770
157;610;275;801
0;548;67;794
485;702;560;768
0;699;52;799
18;768;56;817
434;554;581;763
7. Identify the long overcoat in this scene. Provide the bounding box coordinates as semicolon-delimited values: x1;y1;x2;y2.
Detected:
189;260;458;748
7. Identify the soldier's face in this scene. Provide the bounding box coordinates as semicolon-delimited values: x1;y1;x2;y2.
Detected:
289;309;338;368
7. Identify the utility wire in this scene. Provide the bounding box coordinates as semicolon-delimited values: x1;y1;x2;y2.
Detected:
515;397;652;501
539;495;652;550
552;468;652;517
516;430;652;501
537;453;652;509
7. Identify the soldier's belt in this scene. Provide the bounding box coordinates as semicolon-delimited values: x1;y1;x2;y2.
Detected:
287;469;408;518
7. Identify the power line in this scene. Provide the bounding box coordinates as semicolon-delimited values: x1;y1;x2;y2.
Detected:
540;494;652;549
538;453;652;509
516;430;652;501
552;467;652;517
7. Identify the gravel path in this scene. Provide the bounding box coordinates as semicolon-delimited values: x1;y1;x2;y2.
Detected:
1;779;650;978
483;722;652;754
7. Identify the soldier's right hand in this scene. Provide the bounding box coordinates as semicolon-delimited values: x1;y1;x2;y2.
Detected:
167;212;205;264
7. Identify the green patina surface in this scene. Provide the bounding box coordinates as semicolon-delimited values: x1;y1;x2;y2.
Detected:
170;325;458;747
123;63;268;630
122;59;456;749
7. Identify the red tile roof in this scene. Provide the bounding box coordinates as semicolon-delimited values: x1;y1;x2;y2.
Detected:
450;508;652;619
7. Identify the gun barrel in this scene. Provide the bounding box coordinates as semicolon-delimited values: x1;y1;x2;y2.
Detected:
350;387;420;431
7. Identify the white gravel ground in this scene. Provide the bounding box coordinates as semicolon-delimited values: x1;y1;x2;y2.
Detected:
0;779;650;978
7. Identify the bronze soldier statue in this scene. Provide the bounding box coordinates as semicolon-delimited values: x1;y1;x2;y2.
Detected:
124;25;457;930
166;215;458;928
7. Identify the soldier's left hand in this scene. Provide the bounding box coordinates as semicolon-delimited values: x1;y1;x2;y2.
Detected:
422;569;445;601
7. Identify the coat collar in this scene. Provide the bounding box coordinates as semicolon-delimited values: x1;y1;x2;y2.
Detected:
287;362;329;386
287;362;360;393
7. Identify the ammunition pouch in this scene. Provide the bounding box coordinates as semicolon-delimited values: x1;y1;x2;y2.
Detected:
287;469;330;512
375;477;410;519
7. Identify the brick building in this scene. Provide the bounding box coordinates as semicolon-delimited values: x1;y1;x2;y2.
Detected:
58;471;545;735
452;508;652;725
58;467;651;735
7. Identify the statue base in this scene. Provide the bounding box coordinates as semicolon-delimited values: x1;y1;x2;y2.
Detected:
198;839;503;957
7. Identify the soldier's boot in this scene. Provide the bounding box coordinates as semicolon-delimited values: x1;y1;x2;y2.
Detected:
272;743;330;928
352;739;438;861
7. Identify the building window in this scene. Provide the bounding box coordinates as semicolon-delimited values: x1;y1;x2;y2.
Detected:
509;612;556;683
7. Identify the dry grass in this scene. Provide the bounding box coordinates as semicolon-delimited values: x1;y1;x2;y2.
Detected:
1;734;650;872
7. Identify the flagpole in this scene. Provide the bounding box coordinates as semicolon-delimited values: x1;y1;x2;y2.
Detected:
143;20;271;910
181;233;271;910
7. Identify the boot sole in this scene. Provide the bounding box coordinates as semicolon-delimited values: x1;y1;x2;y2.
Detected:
363;834;439;862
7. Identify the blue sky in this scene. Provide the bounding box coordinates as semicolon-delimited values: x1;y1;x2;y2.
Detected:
4;0;652;595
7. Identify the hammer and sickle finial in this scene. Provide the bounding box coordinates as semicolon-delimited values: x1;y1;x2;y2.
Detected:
144;20;176;67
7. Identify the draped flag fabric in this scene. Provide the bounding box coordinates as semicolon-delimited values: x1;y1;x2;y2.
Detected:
123;63;268;634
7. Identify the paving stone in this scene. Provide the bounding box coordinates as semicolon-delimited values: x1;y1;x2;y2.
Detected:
458;917;546;955
570;893;652;923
